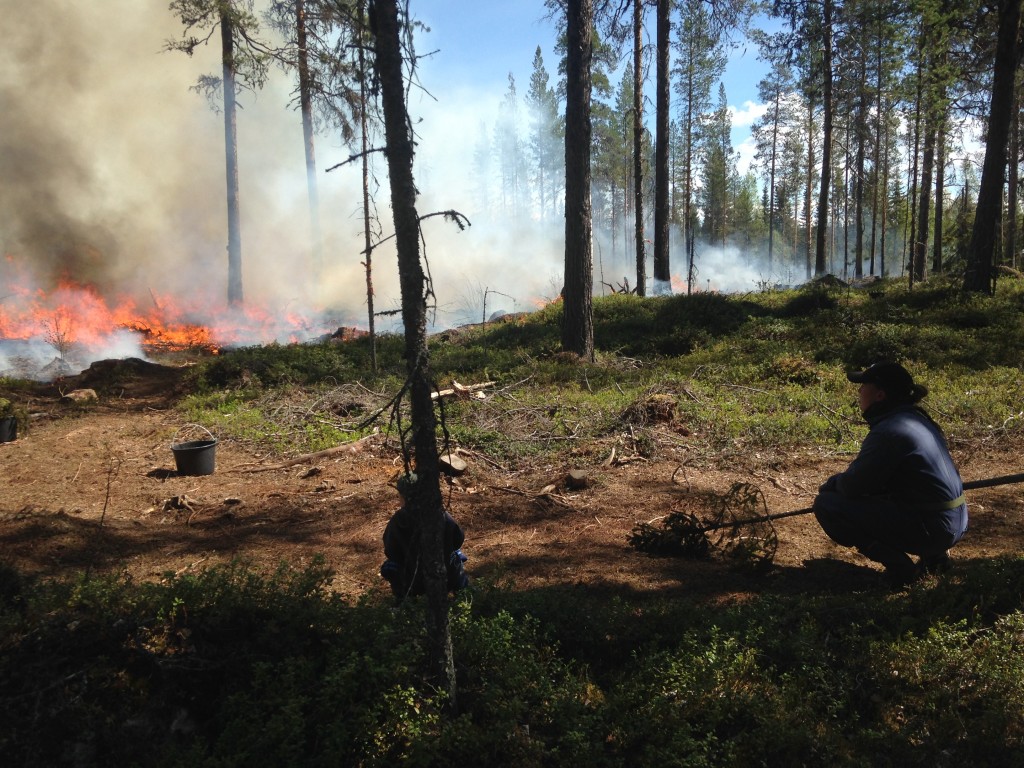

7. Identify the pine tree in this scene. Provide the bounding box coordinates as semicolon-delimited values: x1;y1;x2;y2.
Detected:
495;74;529;221
673;0;726;294
526;47;563;222
166;0;270;306
563;0;595;359
700;84;736;248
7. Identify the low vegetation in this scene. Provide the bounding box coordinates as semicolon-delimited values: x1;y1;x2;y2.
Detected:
3;276;1024;766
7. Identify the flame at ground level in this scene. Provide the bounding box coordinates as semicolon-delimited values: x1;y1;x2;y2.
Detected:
0;279;359;379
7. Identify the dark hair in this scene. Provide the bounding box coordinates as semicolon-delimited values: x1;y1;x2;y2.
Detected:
848;361;928;404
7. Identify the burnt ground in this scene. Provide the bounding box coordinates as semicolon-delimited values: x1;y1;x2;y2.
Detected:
2;360;1023;603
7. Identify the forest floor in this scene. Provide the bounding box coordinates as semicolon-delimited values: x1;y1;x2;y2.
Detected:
2;359;1023;602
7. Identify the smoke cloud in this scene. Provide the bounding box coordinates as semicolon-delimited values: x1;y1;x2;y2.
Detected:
1;1;778;381
1;1;571;369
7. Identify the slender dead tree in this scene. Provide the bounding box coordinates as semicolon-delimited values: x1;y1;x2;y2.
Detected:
652;0;671;292
219;9;244;305
371;0;457;706
813;0;834;277
167;0;271;307
633;0;646;296
277;0;324;280
358;0;378;370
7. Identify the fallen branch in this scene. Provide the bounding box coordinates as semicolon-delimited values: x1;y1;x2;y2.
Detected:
239;432;378;473
487;484;576;510
431;380;496;400
453;446;506;471
613;454;649;466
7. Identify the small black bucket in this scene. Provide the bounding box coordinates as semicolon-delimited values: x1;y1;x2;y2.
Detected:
171;439;217;475
170;425;217;475
0;417;16;443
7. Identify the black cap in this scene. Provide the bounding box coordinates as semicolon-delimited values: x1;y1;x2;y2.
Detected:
847;362;928;402
396;471;418;498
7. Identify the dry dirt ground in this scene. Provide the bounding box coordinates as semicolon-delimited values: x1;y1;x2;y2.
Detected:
2;360;1023;603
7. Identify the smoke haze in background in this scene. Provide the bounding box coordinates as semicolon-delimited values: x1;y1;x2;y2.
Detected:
0;0;565;369
1;1;783;381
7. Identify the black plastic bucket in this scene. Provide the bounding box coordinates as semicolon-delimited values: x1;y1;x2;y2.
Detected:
171;438;217;476
0;417;16;443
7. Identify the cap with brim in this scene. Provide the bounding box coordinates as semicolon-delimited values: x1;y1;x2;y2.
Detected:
847;362;928;402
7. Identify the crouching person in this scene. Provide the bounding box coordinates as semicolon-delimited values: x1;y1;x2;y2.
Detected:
813;362;968;589
380;472;470;602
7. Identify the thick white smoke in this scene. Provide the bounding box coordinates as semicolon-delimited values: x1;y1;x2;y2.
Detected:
0;0;571;377
2;1;786;381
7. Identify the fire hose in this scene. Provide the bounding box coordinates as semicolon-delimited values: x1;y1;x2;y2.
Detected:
697;471;1024;534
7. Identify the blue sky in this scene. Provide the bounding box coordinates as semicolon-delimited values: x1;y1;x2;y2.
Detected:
411;1;768;172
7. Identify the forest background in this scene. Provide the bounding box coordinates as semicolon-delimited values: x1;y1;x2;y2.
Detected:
1;0;1016;367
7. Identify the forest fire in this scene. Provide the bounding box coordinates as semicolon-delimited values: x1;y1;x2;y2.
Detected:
1;281;218;354
0;279;339;380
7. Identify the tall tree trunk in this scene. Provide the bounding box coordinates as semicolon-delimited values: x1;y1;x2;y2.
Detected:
814;0;834;277
915;119;935;283
854;58;867;279
966;0;1022;293
372;0;455;706
870;26;883;276
933;124;946;273
684;68;696;294
295;0;322;285
221;9;243;306
563;0;594;359
880;107;891;276
767;91;780;273
1007;81;1021;271
653;0;671;292
806;96;815;281
358;0;376;370
907;55;922;283
633;0;646;296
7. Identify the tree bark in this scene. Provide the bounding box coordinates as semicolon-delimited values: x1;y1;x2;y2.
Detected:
295;0;323;284
915;119;935;283
372;0;456;706
966;0;1023;293
653;0;671;292
562;0;594;360
813;0;834;277
1007;80;1020;271
767;90;780;273
221;8;243;306
358;0;376;370
633;0;646;297
806;96;815;281
933;124;946;273
854;54;867;280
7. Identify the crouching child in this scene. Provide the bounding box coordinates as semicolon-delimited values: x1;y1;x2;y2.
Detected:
380;473;470;602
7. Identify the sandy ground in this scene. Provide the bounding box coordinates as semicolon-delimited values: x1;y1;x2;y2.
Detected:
2;361;1023;602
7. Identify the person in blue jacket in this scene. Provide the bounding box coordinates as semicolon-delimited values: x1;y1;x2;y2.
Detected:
380;473;469;602
813;361;968;588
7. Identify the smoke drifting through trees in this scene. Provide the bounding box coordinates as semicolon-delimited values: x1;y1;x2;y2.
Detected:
3;0;1000;373
0;2;569;350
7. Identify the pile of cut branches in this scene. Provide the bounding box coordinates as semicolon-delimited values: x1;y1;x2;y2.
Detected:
629;482;778;572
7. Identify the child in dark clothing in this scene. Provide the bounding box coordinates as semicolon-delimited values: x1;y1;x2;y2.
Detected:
379;473;469;601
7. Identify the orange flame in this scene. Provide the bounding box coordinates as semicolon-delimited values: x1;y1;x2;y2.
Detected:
0;278;341;355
